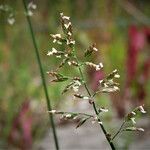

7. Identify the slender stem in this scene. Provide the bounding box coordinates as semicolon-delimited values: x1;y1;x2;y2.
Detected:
73;47;116;150
111;121;126;141
22;1;59;149
48;111;94;118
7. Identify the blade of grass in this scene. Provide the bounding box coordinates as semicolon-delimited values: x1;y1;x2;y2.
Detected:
22;0;59;149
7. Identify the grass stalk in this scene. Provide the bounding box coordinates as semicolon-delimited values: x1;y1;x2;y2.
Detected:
22;0;59;149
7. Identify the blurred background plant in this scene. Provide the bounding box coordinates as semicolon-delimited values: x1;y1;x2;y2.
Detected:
0;0;150;149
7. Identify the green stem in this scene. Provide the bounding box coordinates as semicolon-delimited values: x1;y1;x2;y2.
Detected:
73;47;115;150
111;121;126;141
48;111;94;118
22;1;59;149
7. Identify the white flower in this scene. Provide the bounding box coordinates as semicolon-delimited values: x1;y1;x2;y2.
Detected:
68;61;72;66
28;10;33;16
83;96;89;100
64;54;68;57
60;12;63;16
98;121;103;125
131;111;136;115
56;55;61;58
138;106;146;113
47;48;57;56
70;40;75;45
48;110;56;114
62;15;70;20
64;22;71;29
113;69;117;73
114;86;119;91
114;74;120;78
66;39;75;45
131;117;136;124
137;128;144;132
51;34;61;38
73;86;79;92
50;34;62;44
67;32;72;36
27;2;36;16
99;80;103;84
28;2;37;10
99;107;108;112
99;63;103;68
57;41;62;45
73;116;78;120
72;80;81;92
93;47;98;51
96;65;101;71
7;17;15;25
66;114;72;118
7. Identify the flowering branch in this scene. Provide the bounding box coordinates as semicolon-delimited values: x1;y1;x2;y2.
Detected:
47;12;146;150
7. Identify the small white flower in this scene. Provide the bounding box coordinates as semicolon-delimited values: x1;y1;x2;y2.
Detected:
53;39;57;43
47;51;53;56
93;47;98;51
64;54;68;57
99;62;103;68
64;22;71;29
114;74;120;78
28;2;37;9
137;128;144;132
75;80;81;86
131;111;136;115
62;15;70;20
114;86;119;91
113;69;117;73
48;110;56;114
68;61;72;66
99;80;103;84
73;116;78;120
51;34;61;38
83;96;89;100
67;32;72;36
56;55;61;58
52;47;57;52
73;86;79;92
139;106;146;113
98;121;103;125
131;117;136;124
67;39;75;45
70;40;75;45
27;10;33;16
66;114;72;118
96;65;100;71
99;108;108;112
57;41;62;45
7;17;15;25
47;48;57;56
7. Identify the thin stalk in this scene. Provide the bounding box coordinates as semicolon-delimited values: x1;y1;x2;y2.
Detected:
48;111;94;118
111;121;126;141
73;47;116;150
22;1;59;149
